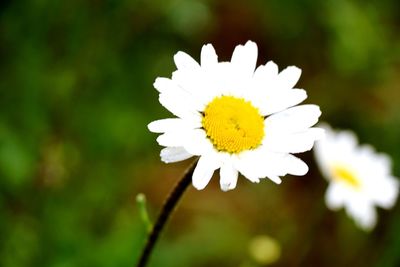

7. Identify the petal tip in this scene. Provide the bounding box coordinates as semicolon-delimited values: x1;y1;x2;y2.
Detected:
245;40;257;47
192;182;206;190
147;121;157;132
220;183;236;192
273;178;283;184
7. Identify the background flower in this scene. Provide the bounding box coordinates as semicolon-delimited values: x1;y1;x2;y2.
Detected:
314;125;399;230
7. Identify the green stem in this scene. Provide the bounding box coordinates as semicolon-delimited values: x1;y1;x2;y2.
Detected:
136;193;153;234
136;159;198;267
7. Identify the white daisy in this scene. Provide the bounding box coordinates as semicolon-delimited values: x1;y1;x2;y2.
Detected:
314;125;399;230
148;41;323;191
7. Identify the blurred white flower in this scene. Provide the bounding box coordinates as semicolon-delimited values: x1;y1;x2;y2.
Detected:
314;125;399;230
149;41;323;191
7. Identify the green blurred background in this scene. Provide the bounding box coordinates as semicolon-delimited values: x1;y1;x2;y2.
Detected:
1;0;400;266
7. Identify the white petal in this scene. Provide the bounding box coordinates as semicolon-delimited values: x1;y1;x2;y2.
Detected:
283;155;309;176
369;176;399;209
334;130;359;152
277;66;302;89
256;89;309;116
281;88;307;107
148;118;200;133
374;153;392;174
192;155;221;190
159;91;202;118
356;146;392;176
253;60;279;84
325;184;345;210
314;155;334;182
160;147;193;163
265;104;321;133
233;150;264;183
347;200;377;231
201;44;218;68
264;61;279;74
234;148;284;183
171;69;213;107
156;132;188;147
238;151;307;181
313;125;343;177
208;62;245;97
153;77;177;93
231;40;258;77
251;61;279;94
266;175;282;184
220;161;239;191
265;128;324;154
174;51;200;71
183;129;214;156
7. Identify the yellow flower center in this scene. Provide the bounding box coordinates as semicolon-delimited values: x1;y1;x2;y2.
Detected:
202;96;265;154
331;165;361;189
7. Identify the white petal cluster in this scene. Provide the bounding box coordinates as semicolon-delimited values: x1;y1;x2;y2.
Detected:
149;41;323;191
314;125;399;230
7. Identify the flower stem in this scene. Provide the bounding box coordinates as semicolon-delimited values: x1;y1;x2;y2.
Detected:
136;159;198;267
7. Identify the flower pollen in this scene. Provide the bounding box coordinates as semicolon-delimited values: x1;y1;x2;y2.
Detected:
332;165;361;189
202;96;264;154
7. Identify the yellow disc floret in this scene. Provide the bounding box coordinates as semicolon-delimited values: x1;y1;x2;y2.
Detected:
332;165;361;189
202;96;265;154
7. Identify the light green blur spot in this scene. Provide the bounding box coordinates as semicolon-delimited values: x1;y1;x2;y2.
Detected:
248;235;281;265
136;193;153;234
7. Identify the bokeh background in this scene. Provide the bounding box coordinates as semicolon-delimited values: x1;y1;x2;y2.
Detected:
1;0;400;266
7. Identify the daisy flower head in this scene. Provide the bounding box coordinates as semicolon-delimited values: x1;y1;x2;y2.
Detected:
149;41;323;191
314;124;399;230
